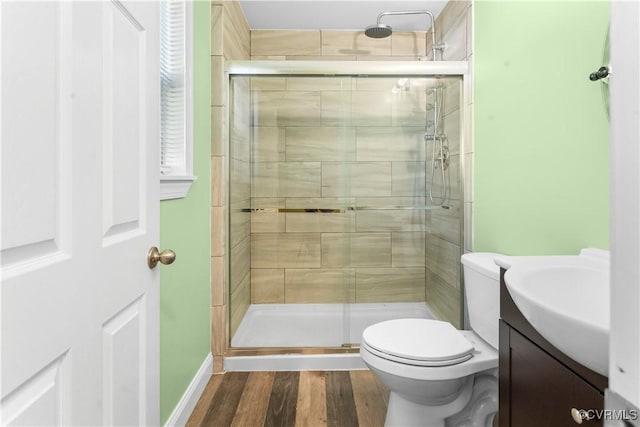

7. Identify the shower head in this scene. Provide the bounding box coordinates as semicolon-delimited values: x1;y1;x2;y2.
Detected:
364;10;445;60
364;23;392;39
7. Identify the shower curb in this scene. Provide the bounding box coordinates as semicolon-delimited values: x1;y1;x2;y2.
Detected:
224;353;368;372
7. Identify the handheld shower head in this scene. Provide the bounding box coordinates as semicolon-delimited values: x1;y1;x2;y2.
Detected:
364;23;392;38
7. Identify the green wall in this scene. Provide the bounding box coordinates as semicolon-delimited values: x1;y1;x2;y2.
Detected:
159;1;211;423
474;0;610;255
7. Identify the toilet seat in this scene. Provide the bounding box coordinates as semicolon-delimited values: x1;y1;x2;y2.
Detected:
362;319;475;367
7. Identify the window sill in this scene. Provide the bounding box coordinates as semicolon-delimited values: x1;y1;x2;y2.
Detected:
160;175;197;200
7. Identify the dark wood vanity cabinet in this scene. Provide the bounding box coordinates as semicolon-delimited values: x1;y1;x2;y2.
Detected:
499;269;607;427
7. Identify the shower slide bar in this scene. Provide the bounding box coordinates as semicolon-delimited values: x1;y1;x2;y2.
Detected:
241;206;451;213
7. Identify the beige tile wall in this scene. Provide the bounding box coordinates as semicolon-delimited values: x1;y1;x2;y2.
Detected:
244;75;436;305
285;269;355;303
251;30;427;60
356;268;426;303
211;0;250;370
425;1;473;328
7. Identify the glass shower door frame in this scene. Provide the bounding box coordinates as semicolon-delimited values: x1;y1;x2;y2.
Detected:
226;60;468;357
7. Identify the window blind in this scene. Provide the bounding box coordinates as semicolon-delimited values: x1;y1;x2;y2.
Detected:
160;0;186;175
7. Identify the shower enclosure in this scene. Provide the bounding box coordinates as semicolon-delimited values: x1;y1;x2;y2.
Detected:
227;61;466;353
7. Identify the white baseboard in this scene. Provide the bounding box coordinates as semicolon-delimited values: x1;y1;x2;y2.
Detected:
164;353;213;427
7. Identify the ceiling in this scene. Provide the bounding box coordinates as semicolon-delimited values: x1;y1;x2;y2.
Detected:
238;1;449;31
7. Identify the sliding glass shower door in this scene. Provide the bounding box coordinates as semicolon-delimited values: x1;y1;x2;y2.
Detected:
228;70;463;350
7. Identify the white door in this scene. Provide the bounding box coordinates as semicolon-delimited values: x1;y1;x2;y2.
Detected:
1;1;160;426
609;0;640;411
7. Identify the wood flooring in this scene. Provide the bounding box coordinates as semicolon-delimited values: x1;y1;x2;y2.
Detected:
186;370;389;427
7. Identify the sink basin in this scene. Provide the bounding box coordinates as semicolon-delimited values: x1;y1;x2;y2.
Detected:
499;249;610;376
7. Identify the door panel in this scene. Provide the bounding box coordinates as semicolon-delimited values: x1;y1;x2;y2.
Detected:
1;353;70;426
1;1;160;425
1;1;72;273
102;298;146;427
102;0;146;243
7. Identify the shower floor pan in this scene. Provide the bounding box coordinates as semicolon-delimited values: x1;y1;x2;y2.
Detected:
226;302;435;371
231;302;435;348
231;303;434;348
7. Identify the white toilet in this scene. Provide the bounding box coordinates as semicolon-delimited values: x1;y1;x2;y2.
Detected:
360;253;501;427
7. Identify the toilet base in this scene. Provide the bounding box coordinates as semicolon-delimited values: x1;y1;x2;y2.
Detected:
383;373;498;427
446;373;498;427
384;376;473;427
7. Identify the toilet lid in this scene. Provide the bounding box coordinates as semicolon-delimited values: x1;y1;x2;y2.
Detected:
362;319;474;366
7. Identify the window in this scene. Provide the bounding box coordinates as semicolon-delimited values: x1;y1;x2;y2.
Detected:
160;0;195;200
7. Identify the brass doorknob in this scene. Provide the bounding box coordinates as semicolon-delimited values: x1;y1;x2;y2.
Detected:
147;247;176;269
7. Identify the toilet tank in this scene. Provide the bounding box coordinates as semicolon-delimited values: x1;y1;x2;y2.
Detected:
461;252;502;349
